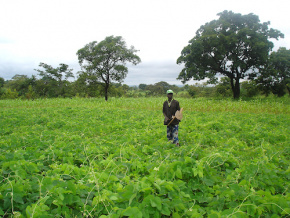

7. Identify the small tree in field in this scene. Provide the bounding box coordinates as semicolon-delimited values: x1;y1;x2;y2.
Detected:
76;36;141;101
35;63;74;97
177;10;284;99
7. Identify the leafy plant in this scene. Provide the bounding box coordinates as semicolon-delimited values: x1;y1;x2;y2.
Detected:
0;97;289;217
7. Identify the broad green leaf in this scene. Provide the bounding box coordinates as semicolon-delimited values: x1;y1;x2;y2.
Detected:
123;207;142;218
129;193;137;205
59;193;64;201
172;212;180;218
153;183;161;191
176;168;183;179
26;205;32;217
161;205;171;216
281;208;290;215
247;205;256;216
150;196;162;211
198;170;203;178
109;195;118;201
192;168;198;177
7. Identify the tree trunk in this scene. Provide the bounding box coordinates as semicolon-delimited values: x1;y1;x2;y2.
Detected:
230;77;240;99
104;82;109;101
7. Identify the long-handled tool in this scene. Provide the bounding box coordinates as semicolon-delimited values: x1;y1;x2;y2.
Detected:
167;108;183;126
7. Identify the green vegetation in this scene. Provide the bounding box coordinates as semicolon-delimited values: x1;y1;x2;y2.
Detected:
177;10;285;99
1;97;289;217
76;36;141;101
1;13;289;100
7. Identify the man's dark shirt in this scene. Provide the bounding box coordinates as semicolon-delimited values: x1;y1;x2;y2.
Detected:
163;99;180;125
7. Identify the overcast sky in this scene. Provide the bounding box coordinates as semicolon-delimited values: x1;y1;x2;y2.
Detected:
0;0;289;85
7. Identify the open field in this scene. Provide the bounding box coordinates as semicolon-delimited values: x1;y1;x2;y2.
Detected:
0;97;289;217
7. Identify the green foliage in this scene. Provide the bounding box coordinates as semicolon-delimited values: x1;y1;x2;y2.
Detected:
187;84;217;98
76;36;141;101
256;47;290;97
0;88;19;99
142;81;181;96
35;63;74;82
139;84;147;90
241;80;259;98
25;85;37;100
215;77;232;97
3;74;36;97
0;97;289;217
34;62;74;98
0;77;4;88
177;10;284;99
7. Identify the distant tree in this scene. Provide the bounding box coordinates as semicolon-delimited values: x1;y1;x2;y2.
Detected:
74;71;102;97
155;81;171;91
25;85;36;100
35;63;74;97
1;88;18;99
139;83;147;90
256;47;290;96
0;77;5;98
34;78;57;97
186;83;216;98
255;75;272;96
187;85;198;97
170;85;180;94
215;77;232;97
5;75;36;97
76;36;141;101
177;10;284;99
122;84;130;92
139;81;181;96
0;77;4;88
152;81;171;95
241;80;259;97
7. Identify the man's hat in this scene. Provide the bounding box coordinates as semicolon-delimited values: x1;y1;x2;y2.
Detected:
166;90;174;94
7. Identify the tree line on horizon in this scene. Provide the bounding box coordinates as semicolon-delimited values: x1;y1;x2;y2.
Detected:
0;74;288;100
0;10;289;100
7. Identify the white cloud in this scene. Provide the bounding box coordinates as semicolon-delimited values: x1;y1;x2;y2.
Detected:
0;0;289;84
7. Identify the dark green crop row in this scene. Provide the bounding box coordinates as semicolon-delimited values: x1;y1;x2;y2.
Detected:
0;98;289;217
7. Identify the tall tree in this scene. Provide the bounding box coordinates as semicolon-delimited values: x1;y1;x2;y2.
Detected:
76;36;141;101
177;10;284;99
35;63;74;97
256;47;289;96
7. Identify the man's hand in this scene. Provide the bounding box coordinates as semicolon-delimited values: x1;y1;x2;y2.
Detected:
164;116;170;122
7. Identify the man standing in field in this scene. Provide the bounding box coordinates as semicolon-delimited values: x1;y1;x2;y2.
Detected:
163;90;180;146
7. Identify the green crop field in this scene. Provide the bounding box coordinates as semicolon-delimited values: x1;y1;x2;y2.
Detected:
0;97;289;217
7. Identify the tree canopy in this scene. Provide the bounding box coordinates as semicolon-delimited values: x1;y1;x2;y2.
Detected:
34;63;74;97
76;36;141;101
177;10;284;98
0;77;5;88
256;47;290;96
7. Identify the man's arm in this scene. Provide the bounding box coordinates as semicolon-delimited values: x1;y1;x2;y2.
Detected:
163;113;170;121
176;101;181;111
163;102;170;121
